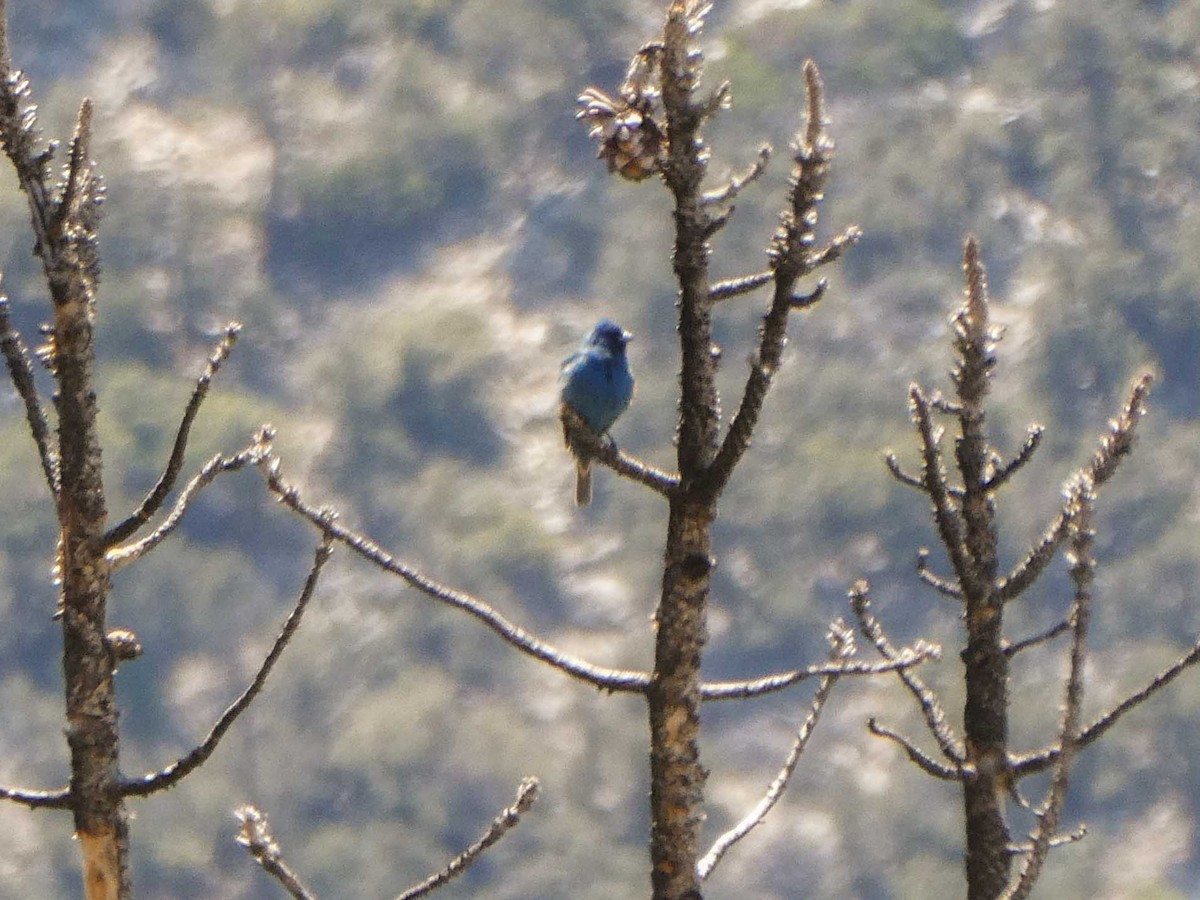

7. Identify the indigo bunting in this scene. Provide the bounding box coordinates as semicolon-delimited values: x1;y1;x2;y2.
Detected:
560;319;635;505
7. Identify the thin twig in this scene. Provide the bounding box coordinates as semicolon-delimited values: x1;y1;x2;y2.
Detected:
1005;826;1087;855
123;538;334;797
1010;636;1200;779
999;374;1151;603
699;648;937;701
984;425;1044;492
53;98;92;235
790;278;827;309
884;451;925;491
698;622;852;881
803;225;861;272
709;270;773;303
702;144;770;207
916;549;963;601
0;18;56;259
258;440;653;695
700;61;848;501
106;441;265;570
104;323;242;547
1003;620;1069;658
867;718;962;781
1002;480;1094;899
851;580;966;765
910;385;973;587
394;777;540;900
235;805;319;900
0;291;57;495
0;783;71;809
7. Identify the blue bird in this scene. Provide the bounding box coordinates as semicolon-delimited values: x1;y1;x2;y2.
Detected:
560;319;635;506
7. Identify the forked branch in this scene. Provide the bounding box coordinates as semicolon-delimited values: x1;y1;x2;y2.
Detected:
105;322;243;547
1002;480;1094;899
106;440;268;571
851;581;965;766
698;621;853;881
999;374;1151;604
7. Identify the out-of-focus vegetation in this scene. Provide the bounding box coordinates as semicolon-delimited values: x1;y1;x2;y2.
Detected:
1;0;1198;897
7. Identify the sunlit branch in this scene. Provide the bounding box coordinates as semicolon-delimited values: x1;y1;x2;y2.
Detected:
1011;636;1200;779
561;404;679;497
105;322;242;546
910;386;972;586
984;425;1043;492
106;440;266;571
258;439;653;695
851;580;966;765
0;783;71;809
235;805;319;900
123;539;333;797
867;718;962;781
702;144;770;207
709;270;773;303
1003;481;1094;899
395;777;540;900
884;450;924;491
999;374;1152;604
916;549;963;601
700;644;938;701
698;622;852;881
1005;826;1086;856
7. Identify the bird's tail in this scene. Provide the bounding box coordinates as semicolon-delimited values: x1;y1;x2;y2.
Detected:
575;459;592;506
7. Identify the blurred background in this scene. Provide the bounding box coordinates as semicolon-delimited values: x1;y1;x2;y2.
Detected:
0;0;1197;896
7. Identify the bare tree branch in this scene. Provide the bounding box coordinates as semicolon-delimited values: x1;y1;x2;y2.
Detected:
0;12;57;258
1011;636;1200;780
699;647;938;701
561;404;679;497
698;622;852;882
916;549;963;601
702;144;770;207
909;385;973;586
1005;826;1087;855
984;425;1043;492
1003;620;1069;659
1002;479;1094;899
0;783;72;809
235;805;319;900
106;440;266;571
104;322;242;547
122;538;333;798
709;270;773;303
394;777;541;900
0;290;57;496
884;450;925;491
700;61;852;500
257;441;653;695
866;718;962;781
999;373;1152;604
851;580;966;765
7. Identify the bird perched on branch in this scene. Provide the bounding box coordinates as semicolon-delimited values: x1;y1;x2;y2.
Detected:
560;319;635;506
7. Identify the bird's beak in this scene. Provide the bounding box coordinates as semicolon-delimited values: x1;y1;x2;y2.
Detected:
622;329;634;342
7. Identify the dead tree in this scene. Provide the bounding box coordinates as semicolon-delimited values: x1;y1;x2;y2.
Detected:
864;237;1200;899
0;1;935;897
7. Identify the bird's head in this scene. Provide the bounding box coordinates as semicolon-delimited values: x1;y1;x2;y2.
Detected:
589;319;633;355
